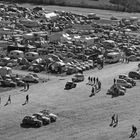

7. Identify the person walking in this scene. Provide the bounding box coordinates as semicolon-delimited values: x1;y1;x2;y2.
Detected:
89;86;95;97
5;95;11;106
130;125;137;138
110;114;116;126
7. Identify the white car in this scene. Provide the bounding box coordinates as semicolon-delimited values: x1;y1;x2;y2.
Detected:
72;73;84;82
22;75;39;83
116;79;132;88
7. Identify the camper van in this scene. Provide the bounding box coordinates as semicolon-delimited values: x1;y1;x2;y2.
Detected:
9;50;24;59
25;52;39;61
105;52;121;63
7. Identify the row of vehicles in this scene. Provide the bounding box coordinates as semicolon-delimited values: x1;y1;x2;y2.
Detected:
0;73;39;87
107;71;139;97
65;73;84;90
21;110;58;128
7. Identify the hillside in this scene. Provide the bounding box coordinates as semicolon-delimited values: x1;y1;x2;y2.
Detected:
2;0;140;12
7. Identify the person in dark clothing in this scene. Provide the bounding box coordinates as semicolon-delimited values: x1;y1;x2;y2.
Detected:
89;86;95;97
110;114;116;126
88;76;90;83
90;77;93;85
114;78;116;84
26;83;30;91
130;125;137;138
7;95;11;104
25;95;29;104
98;80;101;91
87;76;91;85
23;82;26;91
96;77;99;84
5;95;11;106
93;77;95;84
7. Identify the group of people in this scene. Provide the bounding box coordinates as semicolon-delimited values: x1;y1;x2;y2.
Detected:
87;76;101;97
110;114;137;138
120;54;130;64
0;94;29;106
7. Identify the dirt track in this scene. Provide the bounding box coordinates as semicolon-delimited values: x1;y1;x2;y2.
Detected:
0;62;140;140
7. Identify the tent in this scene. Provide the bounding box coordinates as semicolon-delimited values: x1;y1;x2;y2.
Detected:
43;12;58;20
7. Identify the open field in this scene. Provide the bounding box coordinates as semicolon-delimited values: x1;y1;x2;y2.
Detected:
0;62;140;140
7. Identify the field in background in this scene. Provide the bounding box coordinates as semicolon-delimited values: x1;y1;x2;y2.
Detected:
20;4;140;20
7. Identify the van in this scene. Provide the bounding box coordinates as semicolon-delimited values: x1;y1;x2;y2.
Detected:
72;73;84;82
25;52;39;61
105;52;121;63
9;50;24;59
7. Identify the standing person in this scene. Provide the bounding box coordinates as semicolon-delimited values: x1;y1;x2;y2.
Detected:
127;56;129;64
100;59;104;69
25;95;29;104
93;77;95;85
98;80;101;91
7;95;11;104
96;77;99;84
23;82;26;91
88;76;90;84
114;78;116;85
113;114;118;127
26;83;30;91
90;77;93;85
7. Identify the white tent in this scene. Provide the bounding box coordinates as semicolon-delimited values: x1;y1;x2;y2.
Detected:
44;12;58;20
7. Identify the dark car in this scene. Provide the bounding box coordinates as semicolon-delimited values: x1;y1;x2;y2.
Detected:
22;116;42;128
65;81;76;90
128;71;140;80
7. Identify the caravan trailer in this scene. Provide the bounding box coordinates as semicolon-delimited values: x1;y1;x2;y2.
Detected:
105;52;121;63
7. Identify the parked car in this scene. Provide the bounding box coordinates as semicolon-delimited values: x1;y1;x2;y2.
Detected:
128;71;140;79
32;113;50;125
0;79;17;87
22;116;42;128
22;75;39;83
40;110;58;123
116;79;132;88
65;81;76;90
128;55;138;61
119;74;136;86
11;77;25;87
107;84;126;96
72;73;84;82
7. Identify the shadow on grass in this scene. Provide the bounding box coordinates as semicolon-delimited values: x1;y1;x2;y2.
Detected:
20;123;40;128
